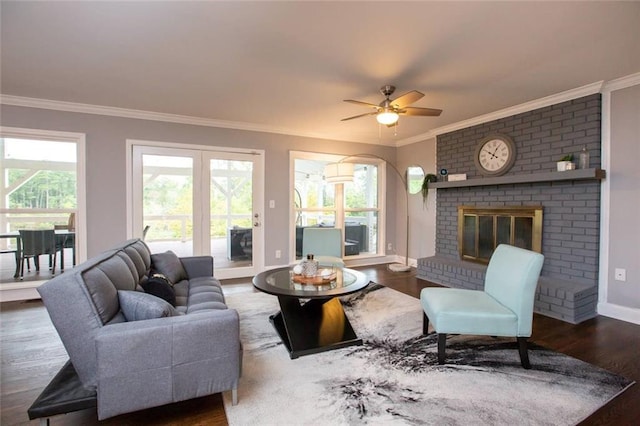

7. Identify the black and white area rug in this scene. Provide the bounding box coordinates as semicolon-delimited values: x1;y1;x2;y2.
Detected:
222;284;633;425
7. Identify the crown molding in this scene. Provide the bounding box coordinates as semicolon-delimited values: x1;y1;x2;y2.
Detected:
1;76;627;148
395;80;605;147
395;131;438;147
0;94;381;145
602;71;640;93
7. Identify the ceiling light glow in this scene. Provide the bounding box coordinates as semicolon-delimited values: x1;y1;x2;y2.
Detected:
376;109;399;125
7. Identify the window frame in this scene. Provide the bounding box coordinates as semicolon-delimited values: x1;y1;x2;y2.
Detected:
289;151;386;263
0;126;87;281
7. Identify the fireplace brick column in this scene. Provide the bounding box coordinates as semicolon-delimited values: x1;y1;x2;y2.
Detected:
417;94;602;324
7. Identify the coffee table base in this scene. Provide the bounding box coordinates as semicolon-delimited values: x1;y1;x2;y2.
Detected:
269;296;362;359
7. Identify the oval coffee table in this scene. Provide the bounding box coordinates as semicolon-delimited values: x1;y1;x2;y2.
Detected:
253;266;370;359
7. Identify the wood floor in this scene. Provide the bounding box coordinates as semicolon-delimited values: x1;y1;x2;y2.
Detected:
1;265;638;425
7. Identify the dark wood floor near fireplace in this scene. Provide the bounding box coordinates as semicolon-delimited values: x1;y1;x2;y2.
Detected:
1;264;638;425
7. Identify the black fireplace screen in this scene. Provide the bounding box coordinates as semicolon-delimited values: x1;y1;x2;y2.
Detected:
458;206;543;263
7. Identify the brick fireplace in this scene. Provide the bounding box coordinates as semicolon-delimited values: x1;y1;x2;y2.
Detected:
457;205;543;263
416;94;603;324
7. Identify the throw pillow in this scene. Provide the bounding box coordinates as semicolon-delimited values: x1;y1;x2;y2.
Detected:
141;273;176;307
118;290;179;321
150;251;187;284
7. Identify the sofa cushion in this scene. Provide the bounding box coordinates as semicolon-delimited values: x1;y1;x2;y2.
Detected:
141;274;176;307
81;254;139;324
122;240;152;280
118;291;180;321
116;252;140;284
186;277;227;313
173;281;189;313
151;251;187;284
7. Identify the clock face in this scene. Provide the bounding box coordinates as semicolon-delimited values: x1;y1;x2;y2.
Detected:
474;134;516;176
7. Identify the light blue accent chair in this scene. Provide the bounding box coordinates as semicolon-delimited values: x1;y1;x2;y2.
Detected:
302;227;345;267
420;244;544;369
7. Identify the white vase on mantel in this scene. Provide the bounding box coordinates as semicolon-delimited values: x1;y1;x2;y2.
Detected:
557;161;575;172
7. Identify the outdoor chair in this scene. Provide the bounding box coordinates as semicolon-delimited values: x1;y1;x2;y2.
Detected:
54;213;76;270
1;247;19;278
19;229;60;279
142;225;151;240
421;244;544;369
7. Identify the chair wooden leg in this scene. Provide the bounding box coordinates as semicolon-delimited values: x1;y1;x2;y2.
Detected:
422;312;429;335
437;333;447;365
517;337;531;369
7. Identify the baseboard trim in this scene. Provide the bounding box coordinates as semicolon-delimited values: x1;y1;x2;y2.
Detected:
597;302;640;325
346;255;416;268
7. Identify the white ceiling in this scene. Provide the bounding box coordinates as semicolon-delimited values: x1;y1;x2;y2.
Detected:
1;1;639;146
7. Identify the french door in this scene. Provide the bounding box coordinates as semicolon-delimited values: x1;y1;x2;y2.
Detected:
131;144;263;279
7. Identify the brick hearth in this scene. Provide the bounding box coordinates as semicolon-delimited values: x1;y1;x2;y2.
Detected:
417;255;598;324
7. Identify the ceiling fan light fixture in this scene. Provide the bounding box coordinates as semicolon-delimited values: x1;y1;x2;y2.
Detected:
342;85;440;124
376;109;399;125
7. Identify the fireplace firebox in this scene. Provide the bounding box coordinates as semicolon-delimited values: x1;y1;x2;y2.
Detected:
458;206;543;263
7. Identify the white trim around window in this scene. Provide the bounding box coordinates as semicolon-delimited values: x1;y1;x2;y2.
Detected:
289;150;388;265
0;126;87;299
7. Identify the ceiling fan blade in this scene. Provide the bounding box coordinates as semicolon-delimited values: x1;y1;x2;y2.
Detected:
390;90;424;109
344;99;379;108
400;106;443;117
341;111;377;121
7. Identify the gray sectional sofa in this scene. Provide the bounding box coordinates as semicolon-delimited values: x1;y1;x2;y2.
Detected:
34;239;242;420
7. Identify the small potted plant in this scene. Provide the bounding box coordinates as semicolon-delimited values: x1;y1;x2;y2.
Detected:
557;154;575;172
421;173;438;206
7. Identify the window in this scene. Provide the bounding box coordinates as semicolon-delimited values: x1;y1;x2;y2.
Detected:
3;139;77;212
344;164;378;255
0;127;86;284
292;152;383;260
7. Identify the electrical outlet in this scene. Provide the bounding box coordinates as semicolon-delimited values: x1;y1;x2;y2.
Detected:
269;200;275;208
387;243;392;251
614;268;626;282
275;250;281;259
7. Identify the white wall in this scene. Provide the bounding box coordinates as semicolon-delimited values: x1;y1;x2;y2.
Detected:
599;81;640;324
397;138;437;264
0;105;398;266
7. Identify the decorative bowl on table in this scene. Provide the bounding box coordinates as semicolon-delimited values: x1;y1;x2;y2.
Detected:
291;267;337;285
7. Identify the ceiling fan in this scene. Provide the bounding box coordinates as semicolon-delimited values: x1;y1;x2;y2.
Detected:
341;85;442;126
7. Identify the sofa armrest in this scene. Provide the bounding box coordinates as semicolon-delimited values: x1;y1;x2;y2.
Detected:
94;309;240;419
180;255;214;279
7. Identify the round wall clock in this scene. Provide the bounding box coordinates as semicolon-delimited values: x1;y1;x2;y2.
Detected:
474;134;517;176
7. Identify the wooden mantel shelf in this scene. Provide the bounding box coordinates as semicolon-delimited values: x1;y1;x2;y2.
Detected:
430;168;606;189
